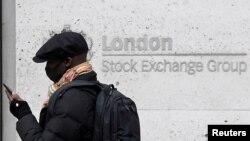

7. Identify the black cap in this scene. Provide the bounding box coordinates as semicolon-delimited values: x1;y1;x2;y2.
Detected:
33;32;88;63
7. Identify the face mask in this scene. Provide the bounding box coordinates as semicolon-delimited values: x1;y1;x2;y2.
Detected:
45;61;67;82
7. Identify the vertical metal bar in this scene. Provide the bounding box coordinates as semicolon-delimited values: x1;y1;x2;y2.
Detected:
0;0;2;140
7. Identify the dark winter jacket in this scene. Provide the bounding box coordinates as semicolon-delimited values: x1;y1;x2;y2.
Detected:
16;70;99;141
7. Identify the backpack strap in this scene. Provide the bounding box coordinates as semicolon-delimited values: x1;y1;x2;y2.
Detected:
112;100;119;141
48;80;101;117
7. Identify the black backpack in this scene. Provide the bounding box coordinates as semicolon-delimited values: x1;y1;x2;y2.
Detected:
49;80;141;141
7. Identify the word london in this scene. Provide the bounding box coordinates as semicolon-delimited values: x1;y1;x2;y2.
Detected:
102;35;172;51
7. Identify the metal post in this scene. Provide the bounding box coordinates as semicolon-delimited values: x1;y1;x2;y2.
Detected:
0;0;2;140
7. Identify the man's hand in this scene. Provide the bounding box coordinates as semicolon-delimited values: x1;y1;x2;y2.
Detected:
5;91;23;102
5;91;32;120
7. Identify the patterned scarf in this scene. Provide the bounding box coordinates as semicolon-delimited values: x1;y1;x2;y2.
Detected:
43;61;92;107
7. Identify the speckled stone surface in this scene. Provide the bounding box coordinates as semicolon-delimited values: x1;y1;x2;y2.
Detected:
12;0;250;141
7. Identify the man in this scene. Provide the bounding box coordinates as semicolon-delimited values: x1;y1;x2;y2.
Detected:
5;32;99;141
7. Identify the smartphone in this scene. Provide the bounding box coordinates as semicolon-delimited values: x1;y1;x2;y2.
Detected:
3;83;13;95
